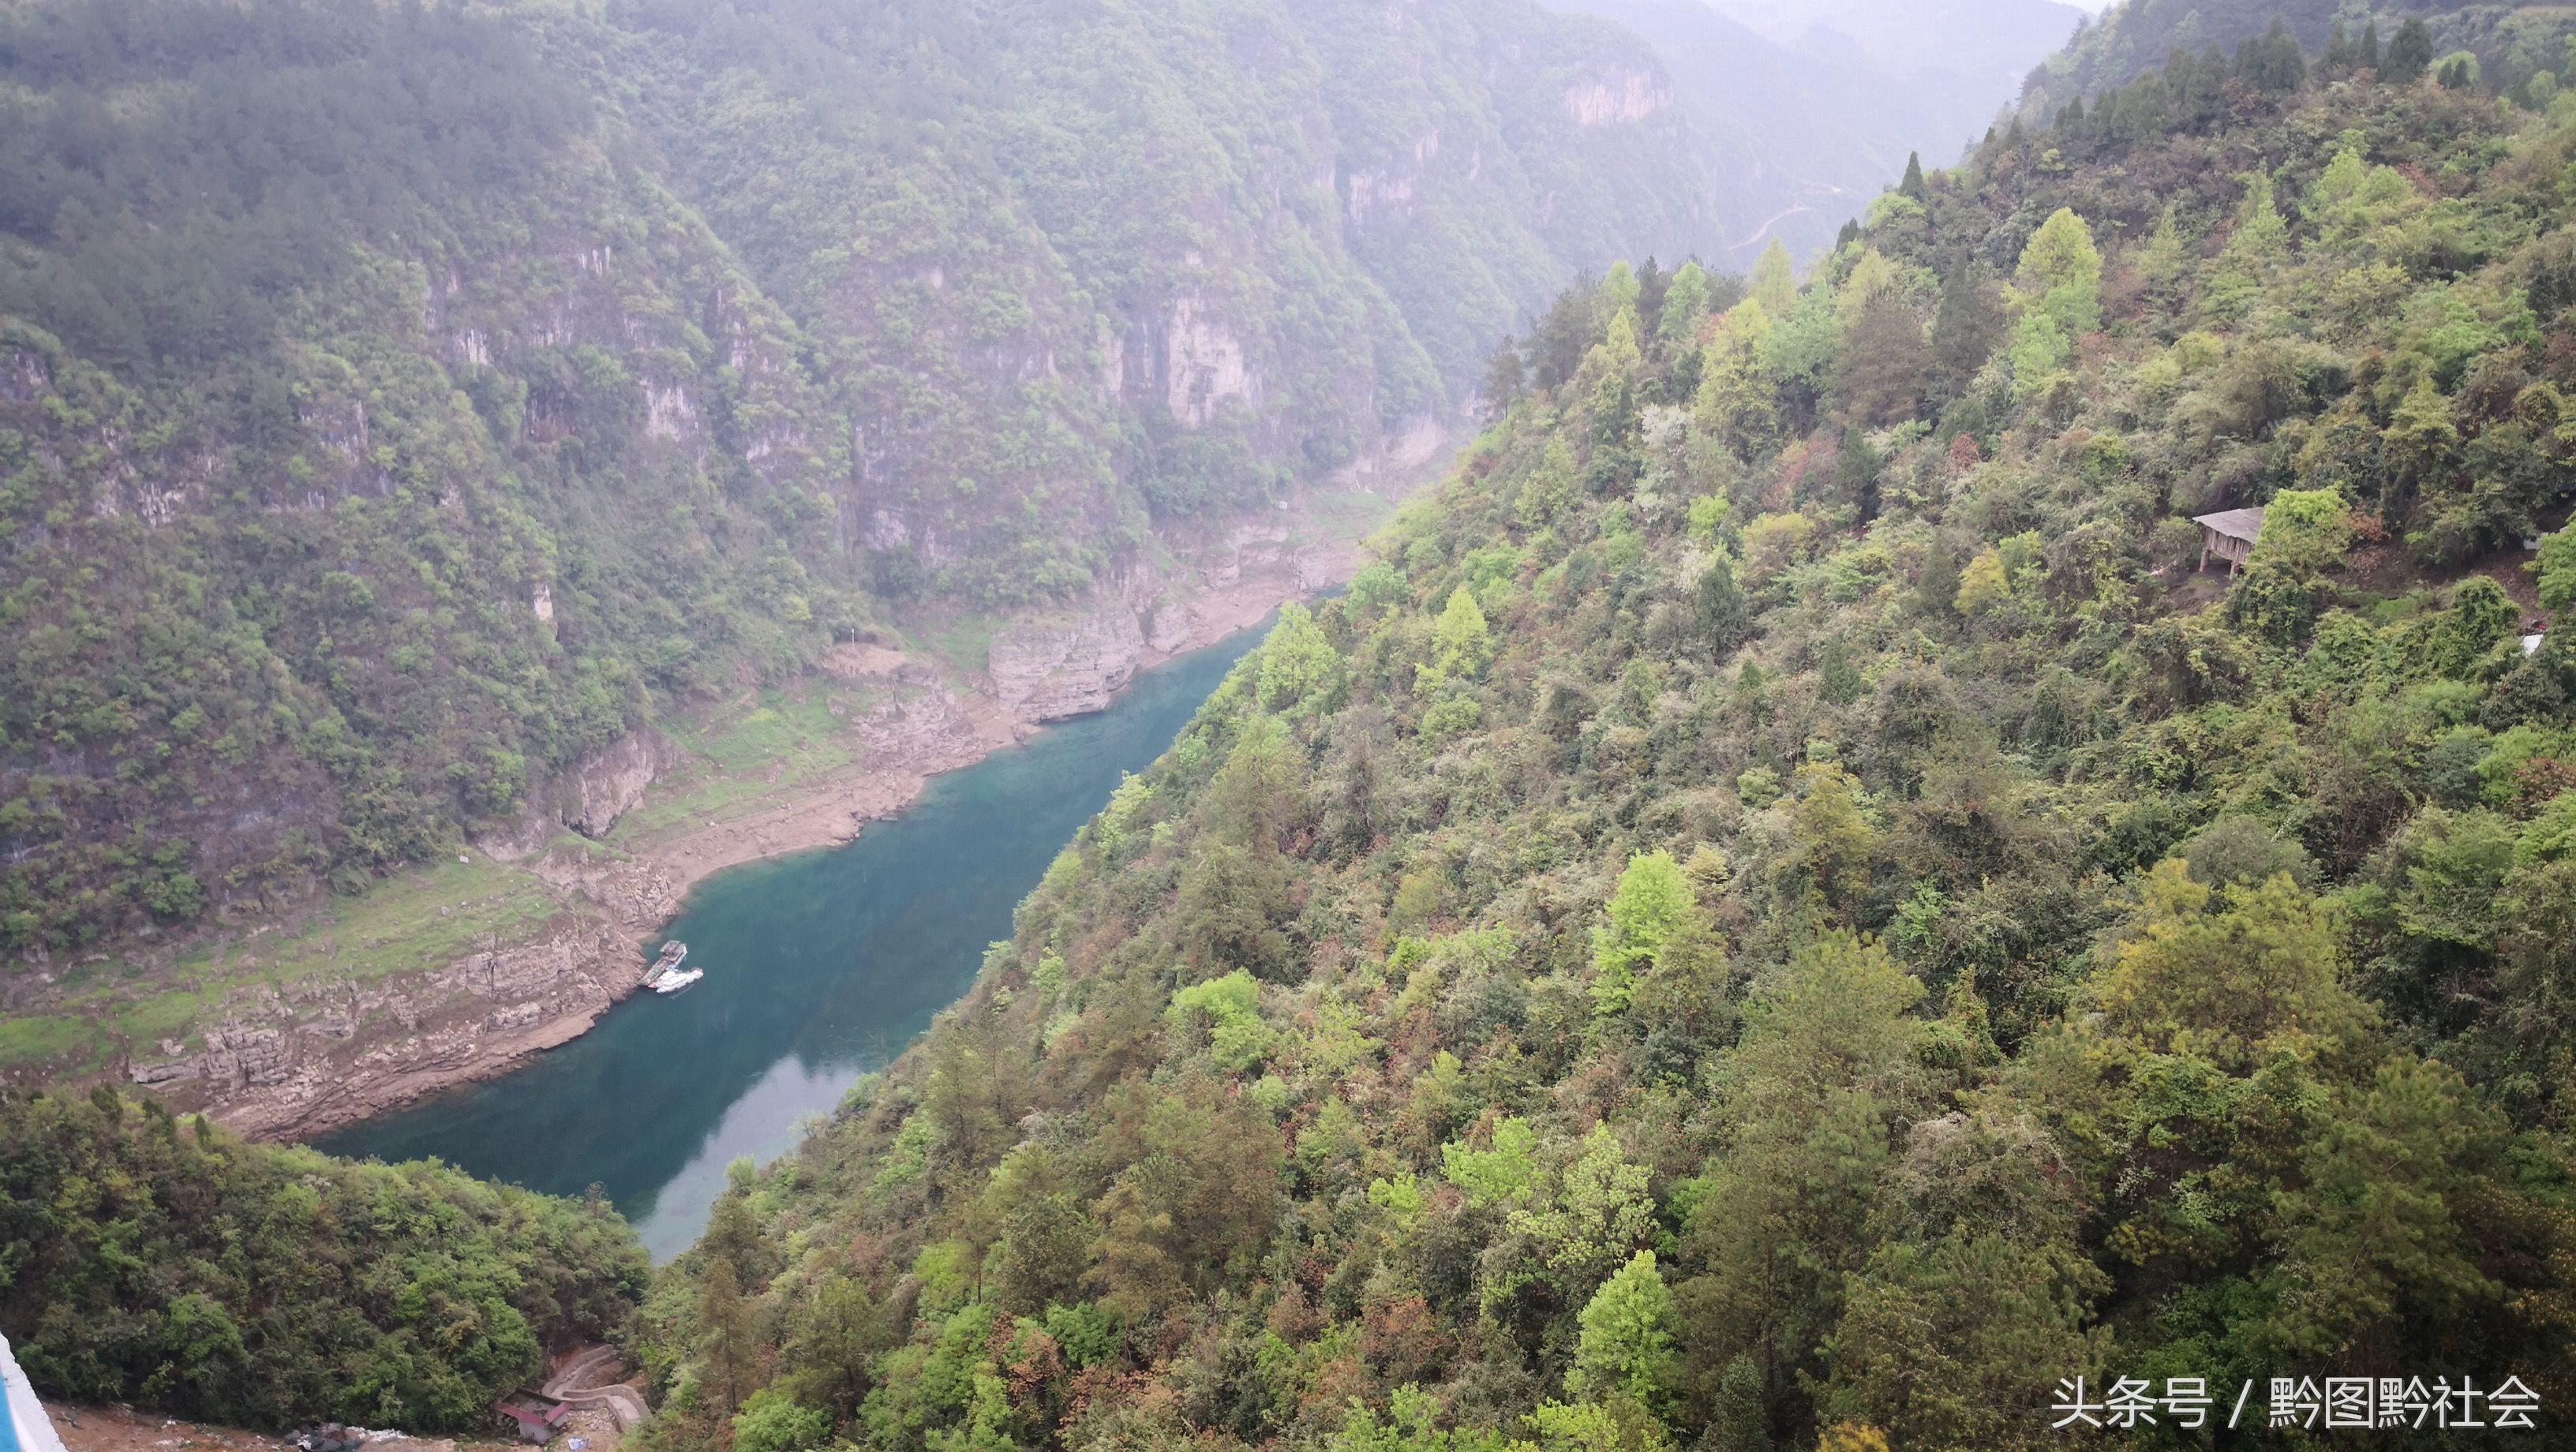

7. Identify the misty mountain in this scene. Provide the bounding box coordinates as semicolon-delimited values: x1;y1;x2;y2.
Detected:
1558;0;2084;265
0;0;1717;951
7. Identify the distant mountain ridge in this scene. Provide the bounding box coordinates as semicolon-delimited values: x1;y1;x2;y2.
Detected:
1711;0;2084;88
2025;0;2576;110
1558;0;2084;264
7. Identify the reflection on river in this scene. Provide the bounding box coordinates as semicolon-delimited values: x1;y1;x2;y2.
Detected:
315;623;1266;1259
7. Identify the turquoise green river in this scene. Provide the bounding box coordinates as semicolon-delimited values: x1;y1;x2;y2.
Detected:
315;623;1264;1260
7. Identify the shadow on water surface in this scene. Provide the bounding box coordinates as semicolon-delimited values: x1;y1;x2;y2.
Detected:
315;620;1269;1259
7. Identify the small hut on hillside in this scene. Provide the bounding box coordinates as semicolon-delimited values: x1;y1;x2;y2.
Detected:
495;1394;572;1445
2192;507;2266;574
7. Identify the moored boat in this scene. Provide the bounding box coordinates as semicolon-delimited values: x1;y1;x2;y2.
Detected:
644;940;688;986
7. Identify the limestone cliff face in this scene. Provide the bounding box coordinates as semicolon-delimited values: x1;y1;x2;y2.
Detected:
1163;296;1258;428
1563;70;1673;126
561;728;683;839
990;473;1421;722
988;605;1147;724
477;727;683;860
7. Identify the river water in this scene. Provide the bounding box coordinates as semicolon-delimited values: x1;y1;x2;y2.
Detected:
314;623;1264;1259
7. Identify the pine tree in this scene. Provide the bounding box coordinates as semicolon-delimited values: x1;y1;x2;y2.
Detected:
785;1274;887;1419
703;1186;778;1286
2203;171;2287;321
2362;21;2381;73
1601;259;1641;316
2234;21;2305;94
1749;238;1797;316
2271;21;2308;92
2016;208;2102;335
1635;255;1668;335
698;1256;758;1412
1898;152;1926;200
1518;434;1582;530
1593;850;1698;1016
1837;290;1930;428
2165;45;2196;105
1913;535;1961;617
1694;323;1778;462
2137;205;2188;302
2009;208;2102;391
1427;586;1492;687
1698;556;1749;653
2540;525;2576;613
1256;602;1338;710
1568;1250;1679;1409
1657;260;1712;355
2110;73;2170;141
2387;19;2432;85
1531;285;1597;392
1837;427;1884;524
1481;339;1527;419
2183;43;2230;122
1705;1355;1768;1452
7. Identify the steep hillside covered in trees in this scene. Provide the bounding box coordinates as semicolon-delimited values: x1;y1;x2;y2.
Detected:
0;1087;648;1431
2027;0;2576;113
638;32;2576;1452
0;0;1711;954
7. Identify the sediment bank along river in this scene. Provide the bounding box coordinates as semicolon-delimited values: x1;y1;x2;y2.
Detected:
315;622;1268;1259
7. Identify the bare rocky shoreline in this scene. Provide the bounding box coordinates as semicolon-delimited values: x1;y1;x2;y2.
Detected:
107;520;1372;1144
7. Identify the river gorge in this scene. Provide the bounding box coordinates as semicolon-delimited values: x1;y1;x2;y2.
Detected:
314;624;1267;1259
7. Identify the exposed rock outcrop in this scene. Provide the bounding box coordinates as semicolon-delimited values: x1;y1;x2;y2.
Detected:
1563;72;1672;126
126;911;640;1140
476;727;682;860
1333;414;1451;489
989;604;1147;723
561;728;683;839
818;642;920;682
130;1022;290;1091
1163;296;1256;428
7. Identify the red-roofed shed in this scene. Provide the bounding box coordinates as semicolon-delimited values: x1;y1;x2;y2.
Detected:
494;1394;572;1444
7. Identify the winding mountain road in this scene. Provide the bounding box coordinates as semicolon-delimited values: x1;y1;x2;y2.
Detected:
543;1349;647;1431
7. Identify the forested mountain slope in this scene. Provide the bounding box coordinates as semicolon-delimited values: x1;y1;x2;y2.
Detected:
2028;0;2576;111
0;0;1710;955
0;1087;647;1431
645;35;2576;1452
